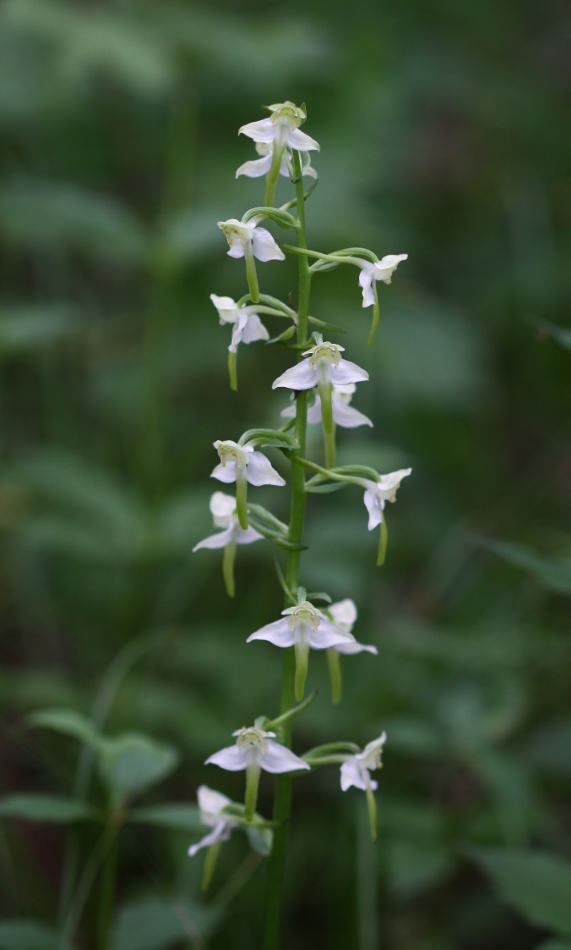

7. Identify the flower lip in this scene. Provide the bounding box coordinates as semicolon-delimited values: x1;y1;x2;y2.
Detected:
303;341;345;367
266;101;307;126
282;600;322;632
214;440;251;469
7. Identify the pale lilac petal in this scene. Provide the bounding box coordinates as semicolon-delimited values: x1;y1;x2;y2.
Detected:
329;599;357;627
262;740;311;773
227;243;245;259
280;402;296;420
251;227;285;262
363;484;382;530
235;152;273;178
240;314;270;344
378;468;412;494
373;254;408;282
272;358;317;390
246;618;295;647
359;266;375;307
308;622;356;650
334;639;378;655
246;451;285;487
211;461;237;484
192;525;235;552
330;359;369;386
238;118;276;143
197;785;232;821
236;526;263;545
286;128;320;152
340;759;364;791
188;820;230;857
306;395;323;423
332;395;373;428
206;744;250;771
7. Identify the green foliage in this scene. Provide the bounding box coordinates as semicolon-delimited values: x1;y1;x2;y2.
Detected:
0;921;68;950
111;898;219;950
0;795;98;824
472;849;571;937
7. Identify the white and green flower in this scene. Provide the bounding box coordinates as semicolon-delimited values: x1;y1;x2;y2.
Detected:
238;101;319;156
193;492;262;552
360;469;412;530
217;218;285;263
247;600;356;701
359;255;408;307
326;599;377;656
210;294;269;353
188;786;238;857
272;342;368;392
211;441;285;488
340;733;386;792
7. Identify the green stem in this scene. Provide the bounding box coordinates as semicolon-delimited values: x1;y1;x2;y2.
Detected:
244;243;260;303
222;542;236;598
228;351;238;391
245;766;261;823
263;150;310;950
202;841;221;892
377;517;388;567
326;648;343;704
235;472;249;529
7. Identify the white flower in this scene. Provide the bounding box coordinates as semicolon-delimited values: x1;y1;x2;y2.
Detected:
247;600;356;651
272;342;368;392
340;733;386;792
361;469;412;530
239;101;320;155
210;294;269;353
188;786;238;857
211;441;285;487
327;599;378;656
236;142;319;180
359;255;408;307
281;383;373;429
206;726;310;774
193;492;262;552
217;218;285;263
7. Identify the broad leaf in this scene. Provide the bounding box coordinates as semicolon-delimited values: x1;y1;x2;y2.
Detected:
0;794;98;823
98;733;179;805
472;848;571;936
0;920;69;950
488;542;571;595
27;708;99;747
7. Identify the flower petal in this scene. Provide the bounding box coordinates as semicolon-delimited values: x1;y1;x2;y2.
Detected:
332;394;373;428
227;242;245;259
286;128;320;152
188;820;230;857
210;294;239;324
334;639;378;655
329;599;357;627
363;484;382;531
251;227;285;262
272;358;317;391
229;310;250;352
340;758;365;791
358;266;375;308
211;461;237;484
262;740;311;773
246;451;285;486
206;744;250;771
240;313;270;345
330;359;369;386
308;621;357;650
238;117;276;143
236;525;264;545
210;491;236;519
235;152;273;179
246;618;295;647
192;525;235;552
197;785;232;822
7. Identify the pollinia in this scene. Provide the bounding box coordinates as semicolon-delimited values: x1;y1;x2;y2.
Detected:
191;101;412;948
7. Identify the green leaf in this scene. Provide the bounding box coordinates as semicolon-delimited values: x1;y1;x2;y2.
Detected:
129;804;202;832
471;848;571;935
487;541;571;595
0;920;69;950
536;942;571;950
97;733;179;805
111;898;220;950
27;708;99;747
0;794;98;824
0;304;76;357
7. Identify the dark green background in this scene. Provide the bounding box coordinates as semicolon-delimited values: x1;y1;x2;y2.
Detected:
1;1;570;948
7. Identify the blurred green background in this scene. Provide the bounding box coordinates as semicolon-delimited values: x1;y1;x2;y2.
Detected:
1;1;570;949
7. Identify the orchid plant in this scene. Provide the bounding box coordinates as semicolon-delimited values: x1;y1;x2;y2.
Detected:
191;101;411;949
